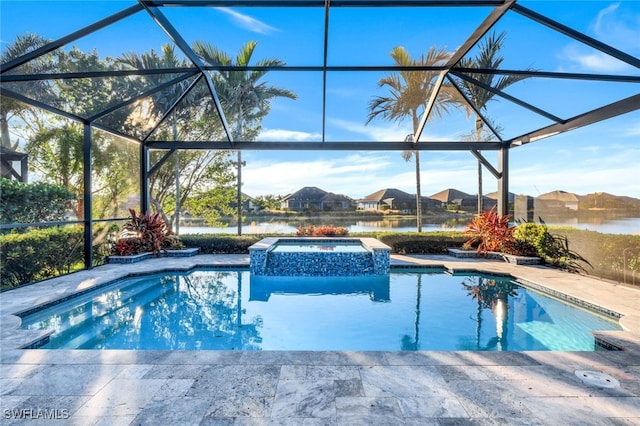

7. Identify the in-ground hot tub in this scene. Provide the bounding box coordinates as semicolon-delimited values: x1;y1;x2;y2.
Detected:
249;237;391;276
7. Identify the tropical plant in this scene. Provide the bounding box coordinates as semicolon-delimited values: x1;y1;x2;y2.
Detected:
111;208;182;255
367;46;459;232
295;224;349;237
193;40;297;235
463;207;514;254
513;222;590;272
455;31;531;213
541;234;591;273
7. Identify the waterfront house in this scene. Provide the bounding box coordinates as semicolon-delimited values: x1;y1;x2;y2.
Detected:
430;188;476;210
280;186;353;212
357;188;415;212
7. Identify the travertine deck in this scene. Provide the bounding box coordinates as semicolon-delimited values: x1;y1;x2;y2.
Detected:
1;254;639;425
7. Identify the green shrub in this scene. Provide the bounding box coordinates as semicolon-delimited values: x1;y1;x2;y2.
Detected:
1;227;84;289
179;232;467;255
178;234;263;254
513;223;590;272
0;178;76;224
513;223;548;250
364;231;467;254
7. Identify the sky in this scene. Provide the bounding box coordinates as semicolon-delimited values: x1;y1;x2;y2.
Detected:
1;0;639;200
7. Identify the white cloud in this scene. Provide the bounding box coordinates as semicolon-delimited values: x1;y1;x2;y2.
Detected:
560;44;633;72
510;144;640;196
580;145;600;154
625;123;640;137
511;162;640;197
216;8;278;35
329;117;408;141
594;3;621;33
242;153;411;198
557;3;640;73
257;128;322;141
328;117;452;142
241;150;489;199
593;2;640;51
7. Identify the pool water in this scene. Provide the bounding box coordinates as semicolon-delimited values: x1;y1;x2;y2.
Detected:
271;242;367;253
20;269;621;351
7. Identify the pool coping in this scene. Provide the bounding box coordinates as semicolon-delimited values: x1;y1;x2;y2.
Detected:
1;253;639;354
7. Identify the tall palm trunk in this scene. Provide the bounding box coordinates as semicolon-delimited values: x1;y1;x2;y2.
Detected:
173;120;180;234
411;114;423;233
475;115;483;214
236;107;244;236
237;150;242;235
415;150;423;232
175;152;180;234
1;115;12;148
477;160;483;213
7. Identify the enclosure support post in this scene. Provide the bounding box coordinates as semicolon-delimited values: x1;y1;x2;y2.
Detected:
20;156;28;183
497;145;509;217
140;144;150;214
83;124;93;270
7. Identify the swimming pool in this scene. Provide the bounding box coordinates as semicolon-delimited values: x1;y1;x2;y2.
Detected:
19;268;621;351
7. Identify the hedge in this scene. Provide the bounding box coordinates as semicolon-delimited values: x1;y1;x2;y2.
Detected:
0;178;76;224
367;231;467;254
1;227;84;289
179;231;467;255
550;228;640;284
179;234;264;254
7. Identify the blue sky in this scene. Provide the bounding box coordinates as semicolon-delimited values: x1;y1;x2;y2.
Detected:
1;1;639;199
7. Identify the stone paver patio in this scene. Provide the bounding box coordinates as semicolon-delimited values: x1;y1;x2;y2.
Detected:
1;254;639;425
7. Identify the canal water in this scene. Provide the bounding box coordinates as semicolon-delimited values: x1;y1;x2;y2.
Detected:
179;215;640;235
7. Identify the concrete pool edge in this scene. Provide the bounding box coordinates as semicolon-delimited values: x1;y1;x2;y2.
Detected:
1;253;639;354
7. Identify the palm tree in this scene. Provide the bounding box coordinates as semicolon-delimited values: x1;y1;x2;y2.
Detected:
456;31;530;214
366;46;458;232
116;44;221;231
0;33;55;148
117;44;188;231
193;40;297;235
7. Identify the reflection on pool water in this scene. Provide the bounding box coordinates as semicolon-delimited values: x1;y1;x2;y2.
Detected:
20;269;621;351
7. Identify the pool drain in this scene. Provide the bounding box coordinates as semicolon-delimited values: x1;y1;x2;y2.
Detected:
574;370;620;388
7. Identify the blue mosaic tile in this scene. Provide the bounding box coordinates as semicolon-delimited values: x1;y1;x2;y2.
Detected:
249;238;390;276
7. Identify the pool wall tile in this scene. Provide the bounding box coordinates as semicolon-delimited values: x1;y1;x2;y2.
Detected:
249;237;390;276
108;248;200;264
